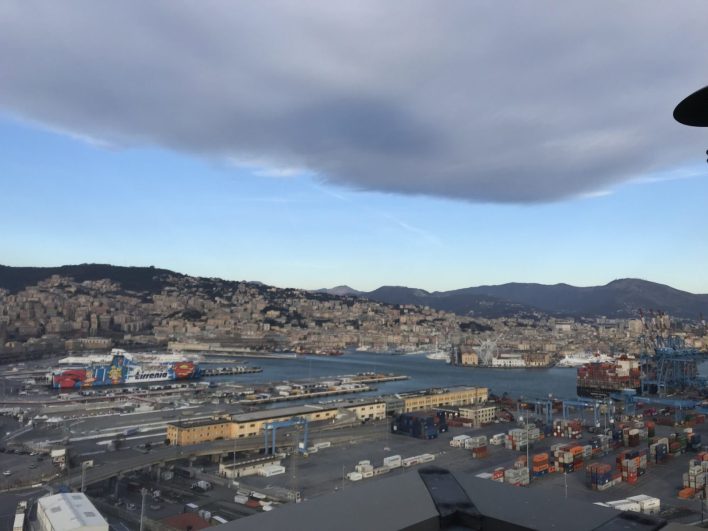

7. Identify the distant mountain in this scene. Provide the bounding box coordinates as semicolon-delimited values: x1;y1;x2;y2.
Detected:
0;264;182;293
358;279;708;319
361;286;539;318
3;265;706;319
317;285;364;297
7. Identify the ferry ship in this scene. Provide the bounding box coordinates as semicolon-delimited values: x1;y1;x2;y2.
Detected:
425;350;451;363
556;351;615;368
51;349;201;389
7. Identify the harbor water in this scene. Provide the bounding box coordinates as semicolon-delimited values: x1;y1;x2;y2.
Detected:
208;352;580;399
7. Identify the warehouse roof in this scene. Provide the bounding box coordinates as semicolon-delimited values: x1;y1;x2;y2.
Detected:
218;468;439;531
38;493;108;531
231;404;328;423
216;467;685;531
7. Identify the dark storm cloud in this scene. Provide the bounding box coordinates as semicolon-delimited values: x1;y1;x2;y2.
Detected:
1;1;707;202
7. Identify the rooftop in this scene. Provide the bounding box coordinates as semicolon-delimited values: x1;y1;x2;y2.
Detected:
216;466;689;531
231;404;328;423
398;386;486;399
37;493;108;530
169;416;231;429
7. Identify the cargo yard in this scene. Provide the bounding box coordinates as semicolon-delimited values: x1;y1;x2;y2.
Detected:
0;347;706;530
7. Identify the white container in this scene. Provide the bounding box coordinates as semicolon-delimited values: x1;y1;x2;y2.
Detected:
347;472;363;481
402;457;419;467
383;455;402;468
451;435;471;447
258;465;286;477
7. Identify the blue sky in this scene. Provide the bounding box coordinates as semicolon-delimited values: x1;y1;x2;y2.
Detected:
2;3;708;293
2;117;707;293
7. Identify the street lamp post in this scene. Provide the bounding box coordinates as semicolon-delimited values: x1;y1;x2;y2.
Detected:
139;488;147;531
519;416;530;485
80;462;89;493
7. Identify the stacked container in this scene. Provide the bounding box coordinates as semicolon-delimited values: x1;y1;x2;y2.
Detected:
450;435;471;448
616;449;647;484
648;439;669;464
552;443;585;473
625;495;660;515
598;496;660;515
465;435;488;458
553;419;582;439
503;467;530;486
585;463;621;490
588;435;611;456
682;460;708;493
532;452;549;478
491;467;504;483
506;428;528;451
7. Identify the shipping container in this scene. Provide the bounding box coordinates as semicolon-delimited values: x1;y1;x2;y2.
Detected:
391;411;448;439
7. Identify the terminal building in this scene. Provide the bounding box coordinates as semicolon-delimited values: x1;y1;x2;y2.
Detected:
398;386;488;413
37;493;108;531
167;399;386;446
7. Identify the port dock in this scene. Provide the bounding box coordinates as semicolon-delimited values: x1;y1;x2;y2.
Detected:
201;366;263;377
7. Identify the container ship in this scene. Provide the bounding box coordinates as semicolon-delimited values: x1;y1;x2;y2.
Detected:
576;356;641;398
51;349;202;389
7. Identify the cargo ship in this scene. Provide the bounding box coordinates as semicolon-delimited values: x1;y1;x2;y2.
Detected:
51;349;202;389
576;356;641;398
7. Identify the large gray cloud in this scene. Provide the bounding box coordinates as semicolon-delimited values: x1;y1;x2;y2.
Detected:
1;1;707;202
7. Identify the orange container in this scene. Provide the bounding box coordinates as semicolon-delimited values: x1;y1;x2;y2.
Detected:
678;488;696;499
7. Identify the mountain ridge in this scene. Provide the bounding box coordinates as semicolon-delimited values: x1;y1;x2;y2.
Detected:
1;264;707;319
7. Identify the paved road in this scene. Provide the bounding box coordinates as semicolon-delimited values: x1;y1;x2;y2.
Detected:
61;421;384;489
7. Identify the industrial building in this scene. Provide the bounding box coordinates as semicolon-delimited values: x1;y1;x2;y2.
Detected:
37;493;108;531
399;386;488;413
167;399;386;445
458;404;497;426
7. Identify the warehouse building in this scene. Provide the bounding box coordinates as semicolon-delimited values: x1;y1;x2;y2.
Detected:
399;386;488;413
458;404;497;426
167;399;386;446
37;493;108;531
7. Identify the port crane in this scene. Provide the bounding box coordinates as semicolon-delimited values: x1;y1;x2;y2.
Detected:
636;310;706;397
263;417;309;456
561;398;614;429
615;388;697;424
639;335;707;397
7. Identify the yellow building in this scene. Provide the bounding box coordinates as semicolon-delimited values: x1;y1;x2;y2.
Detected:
167;399;386;446
400;387;488;413
458;405;497;426
460;351;479;366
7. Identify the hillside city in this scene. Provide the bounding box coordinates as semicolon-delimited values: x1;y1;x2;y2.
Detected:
1;273;706;365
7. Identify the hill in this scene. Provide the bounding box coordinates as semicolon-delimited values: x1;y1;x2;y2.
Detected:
0;264;182;294
355;279;708;319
